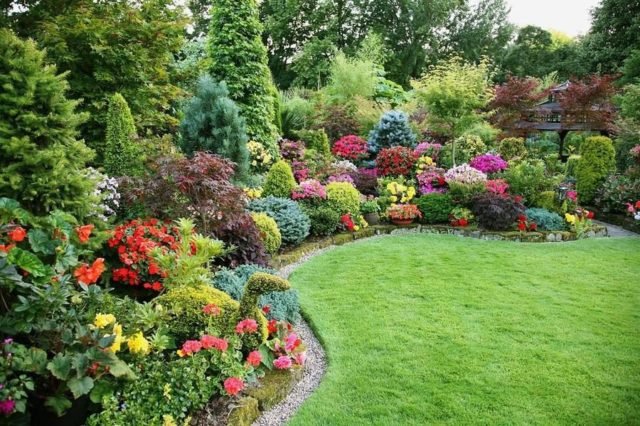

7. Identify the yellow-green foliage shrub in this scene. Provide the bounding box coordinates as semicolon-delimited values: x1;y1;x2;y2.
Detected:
251;212;282;254
565;155;581;178
498;137;527;161
326;182;361;215
575;136;616;203
263;160;297;198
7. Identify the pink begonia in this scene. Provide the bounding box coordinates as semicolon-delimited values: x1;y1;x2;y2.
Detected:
285;333;301;352
291;179;327;200
235;318;258;334
200;335;228;351
247;351;262;367
273;355;293;369
566;190;578;202
294;352;307;366
444;163;487;185
485;179;509;196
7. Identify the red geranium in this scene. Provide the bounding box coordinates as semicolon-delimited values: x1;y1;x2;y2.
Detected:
246;351;262;367
107;219;180;292
375;147;417;176
223;377;244;396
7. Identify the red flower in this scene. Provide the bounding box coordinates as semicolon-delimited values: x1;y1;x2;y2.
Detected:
8;226;26;242
223;377;244;396
200;335;228;351
246;351;262;367
586;211;594;219
267;319;278;334
518;215;526;222
180;340;202;356
262;305;271;314
517;222;526;231
75;224;94;243
514;195;523;203
74;258;105;285
235;318;259;334
528;222;537;231
203;304;221;316
0;244;15;253
635;201;640;209
458;218;468;227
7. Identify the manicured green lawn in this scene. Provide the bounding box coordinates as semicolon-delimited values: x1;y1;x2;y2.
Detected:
288;235;640;425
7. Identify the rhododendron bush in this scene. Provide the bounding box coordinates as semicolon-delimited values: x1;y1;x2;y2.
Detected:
376;146;417;176
332;135;368;161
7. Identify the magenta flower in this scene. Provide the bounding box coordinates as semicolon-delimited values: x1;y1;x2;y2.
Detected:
291;179;327;200
273;355;293;369
0;399;15;415
469;154;508;174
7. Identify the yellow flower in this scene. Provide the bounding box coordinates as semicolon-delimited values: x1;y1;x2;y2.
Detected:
390;195;398;202
353;225;360;231
177;349;186;358
162;415;177;426
163;383;172;400
109;323;124;353
565;213;576;224
93;313;116;329
127;331;150;355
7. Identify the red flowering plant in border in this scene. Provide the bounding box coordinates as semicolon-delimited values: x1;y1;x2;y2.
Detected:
107;219;180;292
375;146;418;177
332;135;368;161
517;214;538;232
260;320;307;371
386;204;422;221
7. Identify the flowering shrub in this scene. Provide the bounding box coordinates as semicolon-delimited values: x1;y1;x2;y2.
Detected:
244;186;263;199
326;174;355;185
291;159;310;182
417;169;447;195
414;142;443;161
376;146;417;176
565;208;595;238
291;179;327;203
450;207;474;227
469;154;508;174
444;164;487;185
247;140;274;172
485;179;509;196
88;168;120;221
386;204;422;221
332;135;368;161
340;213;368;231
108;219;180;292
331;160;359;174
415;155;435;173
279;139;305;161
626;200;640;220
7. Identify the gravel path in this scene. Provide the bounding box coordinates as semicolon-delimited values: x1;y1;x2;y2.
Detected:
592;220;639;237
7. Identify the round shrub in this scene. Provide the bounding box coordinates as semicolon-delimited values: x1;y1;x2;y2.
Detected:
212;264;301;324
251;212;282;254
376;146;417;176
575;136;616;204
332;135;368;161
472;193;525;231
326;182;361;215
502;159;557;206
565;154;581;178
498;137;527;161
303;205;342;236
155;285;240;342
297;128;330;157
367;110;416;154
441;134;487;167
262;160;297;198
524;208;566;231
415;193;455;223
249;196;310;245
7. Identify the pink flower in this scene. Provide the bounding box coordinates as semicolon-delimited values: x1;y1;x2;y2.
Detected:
180;340;202;356
566;190;578;202
273;355;293;369
285;333;301;352
0;399;15;415
294;352;307;366
203;304;221;316
224;377;244;396
246;351;262;367
200;335;228;351
235;318;258;334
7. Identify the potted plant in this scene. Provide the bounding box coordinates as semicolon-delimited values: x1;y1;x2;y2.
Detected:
387;204;422;226
360;198;381;225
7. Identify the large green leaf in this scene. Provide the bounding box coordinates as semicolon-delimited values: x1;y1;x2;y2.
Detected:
28;229;57;255
67;376;94;399
45;395;72;416
47;353;72;380
7;248;47;277
89;380;116;404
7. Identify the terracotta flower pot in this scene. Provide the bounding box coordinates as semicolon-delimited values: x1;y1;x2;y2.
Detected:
391;218;414;226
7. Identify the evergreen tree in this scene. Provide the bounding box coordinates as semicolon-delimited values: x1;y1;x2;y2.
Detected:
179;75;250;182
208;0;279;155
105;93;142;177
0;29;96;217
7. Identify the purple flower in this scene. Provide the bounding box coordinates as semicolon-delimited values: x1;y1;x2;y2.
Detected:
326;174;354;184
2;338;12;345
469;154;508;174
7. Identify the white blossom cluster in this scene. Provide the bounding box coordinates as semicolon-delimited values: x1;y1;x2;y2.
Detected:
87;168;121;221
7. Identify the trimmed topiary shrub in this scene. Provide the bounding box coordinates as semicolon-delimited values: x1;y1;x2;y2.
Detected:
303;205;342;236
367;110;416;154
251;212;282;254
566;155;581;178
297;129;331;157
249;196;310;245
575;136;616;204
524;208;566;230
326;182;361;215
262;160;297;198
472;193;525;230
415;193;455;223
104;92;143;177
498;137;527;161
212;264;301;324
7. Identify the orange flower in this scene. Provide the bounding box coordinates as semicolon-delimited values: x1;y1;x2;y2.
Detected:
75;224;94;243
8;226;26;242
74;258;105;285
0;244;15;253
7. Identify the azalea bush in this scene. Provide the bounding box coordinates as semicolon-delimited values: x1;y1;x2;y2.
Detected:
291;179;327;206
332;135;368;161
469;154;508;174
417;169;447;195
376;146;417;176
444;163;487;186
414;142;443;161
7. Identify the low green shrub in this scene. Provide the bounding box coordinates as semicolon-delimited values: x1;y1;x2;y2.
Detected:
263;160;297;198
249;196;311;245
212;264;301;324
447;182;487;206
326;182;361;215
304;205;342;236
251;212;282;254
415;193;455;223
594;174;640;213
524;208;566;231
575;136;616;204
533;190;564;214
498;137;527;161
565;155;581;178
501;159;558;206
296;128;330;157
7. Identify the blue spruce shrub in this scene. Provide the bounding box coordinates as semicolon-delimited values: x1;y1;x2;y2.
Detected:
525;208;566;231
212;264;301;323
367;110;416;154
248;196;310;245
